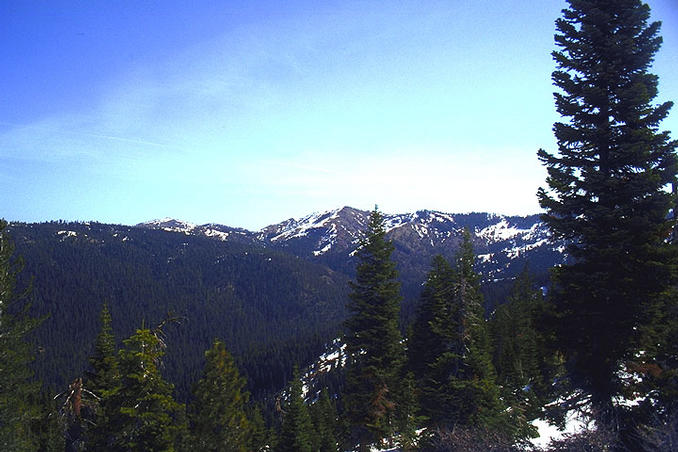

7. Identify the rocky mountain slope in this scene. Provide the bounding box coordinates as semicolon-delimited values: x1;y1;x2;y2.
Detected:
142;206;564;273
140;206;566;306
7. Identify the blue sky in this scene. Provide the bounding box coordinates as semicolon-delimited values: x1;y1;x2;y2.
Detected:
1;0;677;230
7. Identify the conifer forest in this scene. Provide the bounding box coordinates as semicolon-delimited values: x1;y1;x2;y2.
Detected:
2;1;678;450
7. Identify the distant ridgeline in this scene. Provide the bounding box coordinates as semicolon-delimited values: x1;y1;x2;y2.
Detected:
8;207;565;399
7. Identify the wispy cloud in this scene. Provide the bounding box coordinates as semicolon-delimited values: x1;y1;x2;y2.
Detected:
0;120;173;149
0;116;183;165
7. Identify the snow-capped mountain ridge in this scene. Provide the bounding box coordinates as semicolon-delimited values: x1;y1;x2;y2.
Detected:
139;218;197;234
137;207;564;281
138;207;555;254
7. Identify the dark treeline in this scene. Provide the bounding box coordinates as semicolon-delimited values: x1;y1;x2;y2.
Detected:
5;216;551;405
7;221;349;401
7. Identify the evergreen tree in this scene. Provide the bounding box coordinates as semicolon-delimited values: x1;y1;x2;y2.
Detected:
492;271;546;394
189;339;251;452
86;303;120;449
408;255;456;393
0;219;41;451
310;388;338;452
33;392;64;452
392;371;421;451
246;403;272;452
408;233;504;435
87;303;118;396
277;366;313;452
648;295;678;424
106;327;185;451
343;207;405;451
537;0;678;429
490;268;548;439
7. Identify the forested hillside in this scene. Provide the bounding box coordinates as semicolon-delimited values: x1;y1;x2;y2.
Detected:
8;221;350;399
7;209;566;402
142;208;566;315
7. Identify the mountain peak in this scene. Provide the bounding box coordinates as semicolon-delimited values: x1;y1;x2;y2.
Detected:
133;207;560;279
137;218;197;234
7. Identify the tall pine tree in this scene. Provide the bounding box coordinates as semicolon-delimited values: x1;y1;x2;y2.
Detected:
87;303;119;396
408;254;457;418
189;339;251;452
537;0;678;430
490;268;555;440
105;327;185;451
343;207;405;451
277;366;313;452
86;303;120;450
310;389;339;452
408;233;504;435
0;220;41;451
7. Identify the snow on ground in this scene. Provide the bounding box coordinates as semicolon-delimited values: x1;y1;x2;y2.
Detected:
477;218;549;244
382;214;410;233
313;243;333;256
143;218;197;234
203;228;230;241
298;338;346;400
427;211;456;224
313;223;338;256
530;410;588;450
505;238;550;259
383;211;449;233
270;208;342;242
477;218;521;241
478;253;493;263
369;445;400;452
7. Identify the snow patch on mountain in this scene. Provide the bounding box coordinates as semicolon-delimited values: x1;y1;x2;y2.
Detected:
478;218;528;242
138;208;564;275
505;238;550;259
203;228;230;241
478;253;493;263
298;338;346;400
140;218;196;234
382;215;408;232
313;223;338;256
268;209;342;242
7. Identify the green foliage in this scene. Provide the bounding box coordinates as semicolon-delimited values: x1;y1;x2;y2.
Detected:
343;207;406;449
537;0;678;427
408;255;456;387
87;303;119;395
277;366;313;452
246;403;274;452
106;327;185;451
10;221;349;400
189;339;251;452
490;268;555;440
408;232;505;436
0;219;41;451
33;392;64;452
492;270;541;392
86;303;121;449
392;371;422;451
310;388;339;452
